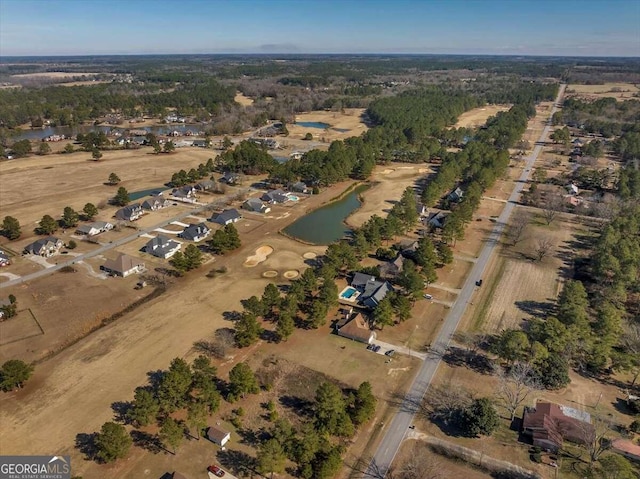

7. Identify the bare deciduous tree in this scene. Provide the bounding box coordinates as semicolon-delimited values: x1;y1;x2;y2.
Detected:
506;210;531;246
542;191;564;225
534;238;555;262
397;444;443;479
423;383;472;425
496;362;541;421
578;413;613;467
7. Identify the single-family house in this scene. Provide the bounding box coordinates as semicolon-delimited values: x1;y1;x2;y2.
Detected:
423;211;447;229
195;180;215;192
76;223;102;236
335;312;377;344
290;181;309;194
76;220;114;236
448;187;464;203
572;138;584;147
566;183;579;196
242;198;271;214
221;171;240;185
171;186;197;203
144;235;182;259
206;427;231;447
261;189;290;204
210;209;242;225
115;204;143;221
24;237;63;257
349;272;394;309
192;139;208;148
379;254;405;279
522;401;594;452
416;204;428;217
142;195;170;211
0;251;10;267
612;439;640;463
102;253;145;277
179;223;211;242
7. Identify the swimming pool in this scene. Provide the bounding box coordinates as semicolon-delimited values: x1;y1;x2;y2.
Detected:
288;195;300;201
340;287;357;299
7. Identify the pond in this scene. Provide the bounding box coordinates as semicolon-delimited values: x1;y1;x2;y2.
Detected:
283;184;369;245
295;121;330;129
129;187;167;201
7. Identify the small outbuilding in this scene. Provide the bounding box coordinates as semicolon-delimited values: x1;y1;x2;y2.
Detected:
206;426;231;447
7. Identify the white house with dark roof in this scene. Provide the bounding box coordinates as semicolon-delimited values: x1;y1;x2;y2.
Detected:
290;181;309;194
24;237;63;257
448;187;464;203
179;223;211;242
171;186;197;203
195;180;215;191
115;204;143;221
221;171;240;185
102;253;145;277
242;198;271;214
142;196;170;211
144;235;182;259
76;221;114;236
423;211;447;229
210;209;242;225
345;272;394;309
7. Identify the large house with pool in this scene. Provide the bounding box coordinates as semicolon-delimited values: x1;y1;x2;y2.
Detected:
338;272;394;309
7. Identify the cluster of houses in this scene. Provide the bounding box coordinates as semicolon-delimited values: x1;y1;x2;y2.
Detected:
42;134;68;142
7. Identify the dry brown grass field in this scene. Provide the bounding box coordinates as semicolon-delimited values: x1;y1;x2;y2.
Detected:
453;104;512;129
234;91;254;106
566;82;640;101
288;108;369;142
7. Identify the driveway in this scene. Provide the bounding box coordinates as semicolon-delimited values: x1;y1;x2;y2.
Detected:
371;339;427;360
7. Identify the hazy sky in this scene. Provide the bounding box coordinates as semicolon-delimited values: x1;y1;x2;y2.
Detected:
1;0;639;57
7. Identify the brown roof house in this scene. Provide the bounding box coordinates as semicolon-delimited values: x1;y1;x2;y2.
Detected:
102;253;145;277
206;426;231;448
522;401;594;452
335;312;377;344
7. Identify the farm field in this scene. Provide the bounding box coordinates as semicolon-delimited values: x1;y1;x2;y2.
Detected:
453;104;511;129
566;82;640;101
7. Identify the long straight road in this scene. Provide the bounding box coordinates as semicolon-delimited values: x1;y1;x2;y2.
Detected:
367;84;566;477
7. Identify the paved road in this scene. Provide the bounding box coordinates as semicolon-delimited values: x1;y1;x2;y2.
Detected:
0;201;220;289
367;84;566;477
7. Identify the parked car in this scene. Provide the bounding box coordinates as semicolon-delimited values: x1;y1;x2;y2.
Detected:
385;350;395;357
475;279;483;287
208;465;225;477
366;344;375;351
423;293;433;300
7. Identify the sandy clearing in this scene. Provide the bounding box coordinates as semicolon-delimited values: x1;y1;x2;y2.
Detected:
243;245;273;267
234;92;254;106
347;163;428;229
453;104;512;129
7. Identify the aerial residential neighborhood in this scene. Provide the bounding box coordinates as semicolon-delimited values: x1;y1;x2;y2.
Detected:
0;3;639;479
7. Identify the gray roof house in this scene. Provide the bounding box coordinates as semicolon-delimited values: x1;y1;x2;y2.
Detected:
24;237;63;257
102;253;145;277
142;196;170;211
379;255;405;279
242;198;271;214
290;181;309;194
221;171;240;185
350;272;393;308
179;223;211;242
448;187;464;203
423;211;447;229
192;139;208;148
115;204;143;221
144;235;182;259
76;220;114;236
210;209;242;225
171;186;197;203
261;189;290;204
195;180;215;191
206;426;231;447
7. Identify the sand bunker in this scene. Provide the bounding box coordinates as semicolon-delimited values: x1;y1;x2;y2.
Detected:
381;169;394;174
244;245;274;267
418;168;429;173
283;270;299;279
302;252;317;260
262;270;278;278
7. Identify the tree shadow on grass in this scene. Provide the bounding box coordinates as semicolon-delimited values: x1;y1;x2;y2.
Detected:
111;401;132;424
441;346;495;375
515;300;555;318
217;448;257;477
75;432;98;461
130;429;163;454
279;395;314;419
